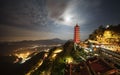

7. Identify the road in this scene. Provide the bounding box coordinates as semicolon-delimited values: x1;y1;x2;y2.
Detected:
99;48;120;66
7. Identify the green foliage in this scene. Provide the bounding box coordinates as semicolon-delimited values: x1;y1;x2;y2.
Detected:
63;41;74;56
89;25;105;40
108;24;120;33
31;41;91;75
51;62;65;75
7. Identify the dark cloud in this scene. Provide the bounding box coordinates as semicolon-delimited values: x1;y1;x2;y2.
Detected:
0;0;120;41
0;0;48;29
46;0;70;20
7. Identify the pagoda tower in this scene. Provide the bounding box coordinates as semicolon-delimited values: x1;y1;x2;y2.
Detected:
74;24;80;43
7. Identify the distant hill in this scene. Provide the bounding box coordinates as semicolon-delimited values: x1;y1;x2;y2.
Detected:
0;38;66;56
0;38;66;45
12;38;66;45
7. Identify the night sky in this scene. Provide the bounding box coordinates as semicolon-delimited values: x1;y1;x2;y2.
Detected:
0;0;120;41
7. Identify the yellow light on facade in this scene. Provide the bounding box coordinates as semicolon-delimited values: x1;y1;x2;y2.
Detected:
104;31;111;38
66;57;73;64
44;53;48;58
52;54;57;59
53;49;62;53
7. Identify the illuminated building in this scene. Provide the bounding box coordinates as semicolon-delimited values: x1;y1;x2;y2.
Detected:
74;24;80;43
103;30;112;38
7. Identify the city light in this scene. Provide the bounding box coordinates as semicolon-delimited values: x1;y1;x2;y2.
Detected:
15;52;30;59
14;52;31;63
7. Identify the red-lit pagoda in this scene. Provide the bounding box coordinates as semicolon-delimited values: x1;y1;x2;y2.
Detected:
74;24;80;44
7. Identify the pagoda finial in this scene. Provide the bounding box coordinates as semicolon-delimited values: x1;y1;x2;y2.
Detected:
76;23;79;26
